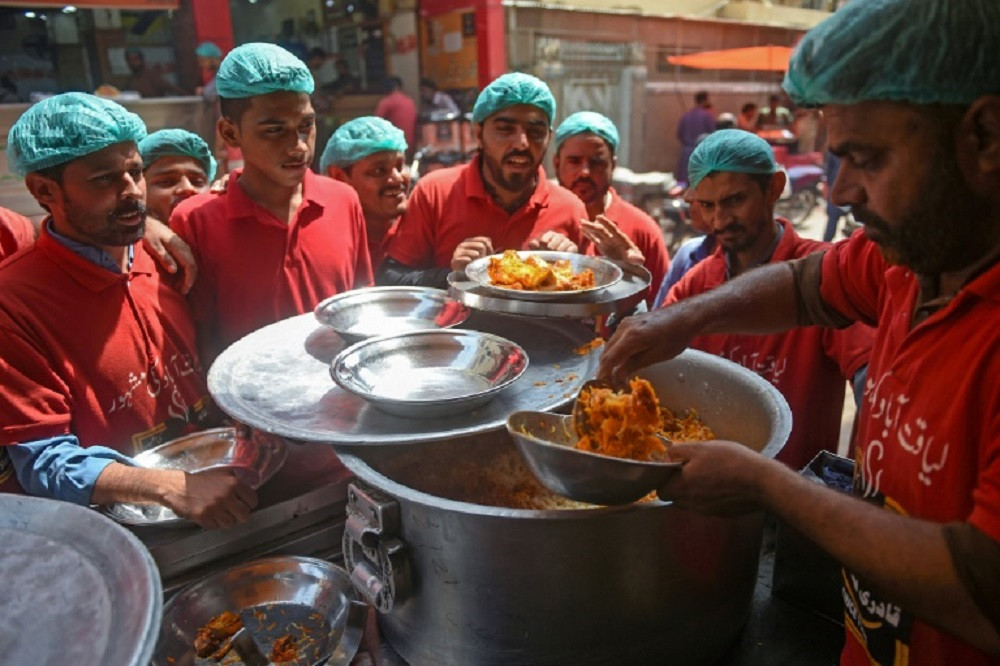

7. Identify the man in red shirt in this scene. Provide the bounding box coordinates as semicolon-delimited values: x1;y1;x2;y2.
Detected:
171;43;372;364
599;1;1000;663
321;116;409;273
0;206;36;261
660;129;873;471
380;72;586;288
553;111;670;308
374;76;417;155
0;93;253;528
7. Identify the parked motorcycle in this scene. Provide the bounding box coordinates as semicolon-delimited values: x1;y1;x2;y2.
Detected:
612;167;695;255
775;163;825;228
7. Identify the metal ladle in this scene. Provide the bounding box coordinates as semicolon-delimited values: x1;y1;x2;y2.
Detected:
508;388;681;506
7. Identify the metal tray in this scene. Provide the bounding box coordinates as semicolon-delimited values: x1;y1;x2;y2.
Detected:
208;311;601;444
153;556;365;666
464;251;624;301
0;495;162;666
102;428;289;528
448;260;650;318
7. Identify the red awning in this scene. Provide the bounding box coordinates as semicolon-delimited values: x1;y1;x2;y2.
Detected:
667;45;793;72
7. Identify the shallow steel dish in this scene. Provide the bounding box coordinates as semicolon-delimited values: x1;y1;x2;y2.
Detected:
464;251;624;301
314;286;470;344
330;329;528;419
104;428;287;527
0;495;161;666
153;556;366;666
508;411;682;505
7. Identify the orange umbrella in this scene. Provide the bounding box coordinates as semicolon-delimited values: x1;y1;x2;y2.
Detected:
667;45;793;72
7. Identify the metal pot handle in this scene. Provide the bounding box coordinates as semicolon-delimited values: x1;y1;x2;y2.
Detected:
343;482;411;613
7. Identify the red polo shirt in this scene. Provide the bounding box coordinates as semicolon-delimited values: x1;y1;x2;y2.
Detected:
603;187;670;307
665;219;874;471
374;90;418;150
0;207;35;262
819;232;1000;666
171;169;373;363
385;155;588;269
368;219;399;275
0;226;211;457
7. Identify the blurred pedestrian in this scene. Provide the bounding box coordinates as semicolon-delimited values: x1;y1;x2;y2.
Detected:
675;91;715;185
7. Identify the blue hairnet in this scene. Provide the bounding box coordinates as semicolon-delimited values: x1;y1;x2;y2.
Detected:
471;73;556;125
195;41;222;59
784;0;1000;106
688;129;778;190
216;42;314;99
139;129;217;181
554;111;620;153
7;92;147;177
320;116;408;173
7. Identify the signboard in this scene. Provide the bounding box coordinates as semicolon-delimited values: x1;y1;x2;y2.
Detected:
0;1;179;8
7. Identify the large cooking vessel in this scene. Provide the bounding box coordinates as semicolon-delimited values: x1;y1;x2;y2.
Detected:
335;350;791;666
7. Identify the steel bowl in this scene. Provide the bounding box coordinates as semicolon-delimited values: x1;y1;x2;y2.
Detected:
464;251;624;301
153;556;366;666
507;411;682;505
314;286;470;344
0;495;162;666
330;329;528;419
103;428;288;527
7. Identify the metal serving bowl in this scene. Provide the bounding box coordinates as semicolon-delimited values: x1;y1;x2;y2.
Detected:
314;286;470;344
153;556;366;666
330;329;528;419
103;428;288;527
464;251;624;301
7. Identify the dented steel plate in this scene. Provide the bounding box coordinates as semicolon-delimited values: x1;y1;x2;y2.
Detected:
208;311;601;444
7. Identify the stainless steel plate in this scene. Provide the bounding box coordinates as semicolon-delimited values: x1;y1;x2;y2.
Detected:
331;330;528;419
464;250;624;301
208;311;601;444
153;556;366;666
449;261;651;318
314;286;470;344
103;428;288;527
508;411;681;505
0;494;161;666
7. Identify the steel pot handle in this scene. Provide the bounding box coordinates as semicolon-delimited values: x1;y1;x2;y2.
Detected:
343;482;411;613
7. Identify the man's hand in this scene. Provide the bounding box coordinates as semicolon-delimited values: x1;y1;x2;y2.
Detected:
656;440;774;515
597;301;702;384
210;177;228;194
581;215;644;264
451;236;494;272
527;230;578;254
143;216;198;294
158;468;258;530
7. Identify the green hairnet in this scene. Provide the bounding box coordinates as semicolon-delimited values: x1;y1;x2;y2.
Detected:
784;0;1000;106
139;129;217;181
195;41;222;59
554;111;620;153
471;73;556;125
6;92;147;177
688;129;777;190
216;42;314;99
320;116;408;172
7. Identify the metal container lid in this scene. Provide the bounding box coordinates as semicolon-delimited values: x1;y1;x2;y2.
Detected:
0;494;162;666
208;310;601;444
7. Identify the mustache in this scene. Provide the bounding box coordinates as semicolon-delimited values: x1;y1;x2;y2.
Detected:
572;177;596;189
715;223;745;235
109;201;147;219
503;150;534;162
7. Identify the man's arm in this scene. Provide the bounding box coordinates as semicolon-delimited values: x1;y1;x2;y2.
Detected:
657;441;1000;655
8;436;256;529
143;215;198;294
376;257;450;288
599;261;802;382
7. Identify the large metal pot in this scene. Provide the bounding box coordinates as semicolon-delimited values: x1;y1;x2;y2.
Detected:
336;350;791;665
